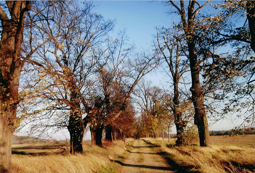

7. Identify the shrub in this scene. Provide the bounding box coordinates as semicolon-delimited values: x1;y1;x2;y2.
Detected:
183;125;199;145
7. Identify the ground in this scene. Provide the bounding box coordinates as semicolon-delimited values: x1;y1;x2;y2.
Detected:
119;139;175;173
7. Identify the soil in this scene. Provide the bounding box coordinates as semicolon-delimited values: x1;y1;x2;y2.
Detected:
119;139;176;173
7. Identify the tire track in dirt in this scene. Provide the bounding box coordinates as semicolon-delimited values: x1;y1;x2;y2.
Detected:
119;139;175;173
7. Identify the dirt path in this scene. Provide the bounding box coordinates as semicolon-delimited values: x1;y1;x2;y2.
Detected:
119;139;175;173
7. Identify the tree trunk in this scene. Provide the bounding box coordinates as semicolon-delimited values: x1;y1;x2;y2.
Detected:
115;128;122;140
247;1;255;52
0;2;30;171
0;111;13;173
168;126;171;143
90;127;96;145
95;125;103;146
105;124;112;141
89;123;103;147
68;92;84;154
112;127;116;141
188;42;210;146
175;113;185;146
0;68;20;172
173;89;185;145
68;112;84;154
122;133;126;142
173;78;186;146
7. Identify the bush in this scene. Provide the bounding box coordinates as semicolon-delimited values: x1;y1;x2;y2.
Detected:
183;125;199;145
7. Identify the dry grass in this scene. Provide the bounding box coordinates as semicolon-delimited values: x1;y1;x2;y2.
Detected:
210;134;255;147
145;135;255;173
12;154;109;173
12;135;255;173
162;145;255;173
11;140;128;173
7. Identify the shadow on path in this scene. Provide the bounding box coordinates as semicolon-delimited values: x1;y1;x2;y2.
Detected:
129;152;159;154
158;151;199;173
132;146;160;148
116;161;175;171
119;139;177;172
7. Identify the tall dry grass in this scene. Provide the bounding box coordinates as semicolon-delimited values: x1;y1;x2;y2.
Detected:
12;154;109;173
162;145;255;173
11;140;127;173
145;135;255;173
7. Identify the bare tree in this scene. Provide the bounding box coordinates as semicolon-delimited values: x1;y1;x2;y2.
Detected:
247;1;255;52
134;82;174;138
20;0;159;150
0;0;62;171
168;0;212;146
87;38;160;146
112;101;135;142
167;0;255;146
156;27;190;145
19;1;114;153
0;1;31;171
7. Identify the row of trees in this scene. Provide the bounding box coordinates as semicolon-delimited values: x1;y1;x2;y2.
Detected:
1;0;255;172
19;1;159;151
153;0;255;147
131;0;255;148
0;1;159;172
134;82;175;140
133;0;255;147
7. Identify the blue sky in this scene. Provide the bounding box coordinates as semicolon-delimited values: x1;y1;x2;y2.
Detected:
93;1;179;92
93;1;174;51
93;1;227;51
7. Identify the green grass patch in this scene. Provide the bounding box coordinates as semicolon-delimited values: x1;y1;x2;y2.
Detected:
96;162;121;173
166;143;176;148
115;150;130;163
142;139;161;147
126;140;134;152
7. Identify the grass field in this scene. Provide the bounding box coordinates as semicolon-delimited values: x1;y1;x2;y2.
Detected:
145;134;255;173
11;135;255;173
11;140;131;173
210;134;255;147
